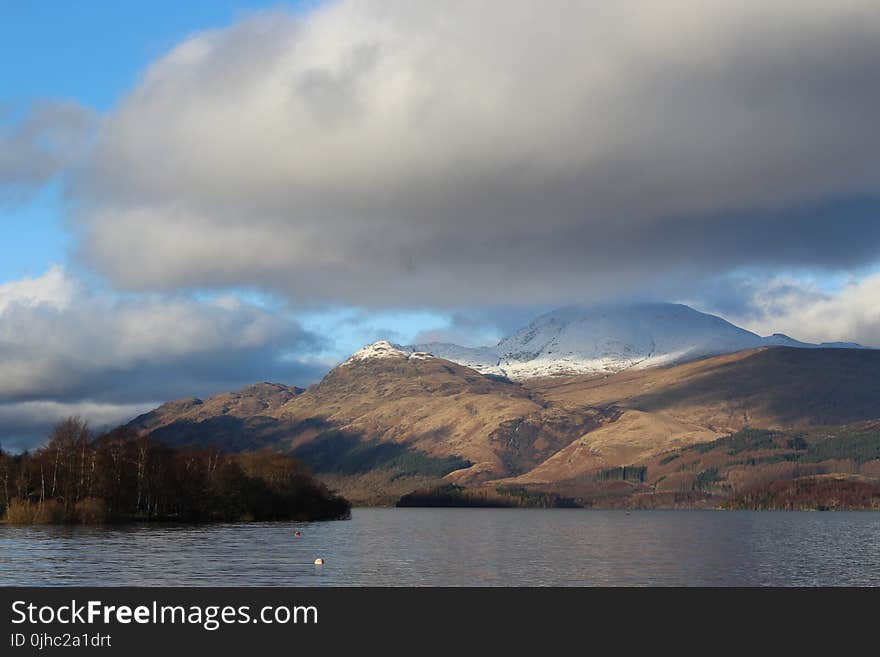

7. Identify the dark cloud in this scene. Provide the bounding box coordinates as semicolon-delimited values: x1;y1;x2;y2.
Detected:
0;268;327;450
0;401;152;453
412;306;553;347
68;1;880;306
9;1;880;446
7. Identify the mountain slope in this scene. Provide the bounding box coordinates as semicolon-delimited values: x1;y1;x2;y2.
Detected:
126;345;607;501
530;346;880;429
410;302;866;379
130;382;303;432
273;344;602;482
128;382;305;452
492;303;766;377
506;346;880;484
127;339;879;506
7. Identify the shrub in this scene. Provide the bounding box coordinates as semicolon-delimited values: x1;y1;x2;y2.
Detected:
693;467;723;491
4;499;67;524
33;500;66;524
75;497;108;524
4;499;39;524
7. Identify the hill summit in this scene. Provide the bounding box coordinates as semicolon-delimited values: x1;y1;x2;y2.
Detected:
411;302;864;379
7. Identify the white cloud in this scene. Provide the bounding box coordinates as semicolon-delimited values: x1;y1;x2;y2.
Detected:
71;0;880;306
0;265;77;313
0;267;309;398
702;273;880;347
0;267;326;448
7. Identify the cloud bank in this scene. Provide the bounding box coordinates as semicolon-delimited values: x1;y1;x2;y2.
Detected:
71;0;880;306
700;272;880;348
0;267;325;448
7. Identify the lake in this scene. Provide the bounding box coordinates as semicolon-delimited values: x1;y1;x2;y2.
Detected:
2;508;879;586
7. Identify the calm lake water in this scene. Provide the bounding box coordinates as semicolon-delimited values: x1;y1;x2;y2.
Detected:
2;508;879;586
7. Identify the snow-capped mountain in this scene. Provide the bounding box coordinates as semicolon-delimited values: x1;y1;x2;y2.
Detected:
342;340;431;364
488;303;762;377
397;303;866;380
406;342;500;373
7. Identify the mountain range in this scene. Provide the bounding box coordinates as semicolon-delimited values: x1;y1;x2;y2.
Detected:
409;302;863;379
127;302;879;507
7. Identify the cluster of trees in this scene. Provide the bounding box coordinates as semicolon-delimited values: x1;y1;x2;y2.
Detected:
593;466;647;483
396;483;580;508
727;476;880;511
0;418;350;524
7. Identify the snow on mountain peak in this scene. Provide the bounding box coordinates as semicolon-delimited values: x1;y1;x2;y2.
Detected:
342;340;436;365
406;302;866;380
342;303;865;379
343;340;410;364
488;302;765;378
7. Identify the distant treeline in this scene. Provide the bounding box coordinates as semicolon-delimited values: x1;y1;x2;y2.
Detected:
0;417;350;524
687;427;880;464
397;483;580;508
726;476;880;511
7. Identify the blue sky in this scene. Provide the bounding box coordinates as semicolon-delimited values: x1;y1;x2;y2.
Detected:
1;1;308;279
0;1;316;110
0;182;68;280
0;0;451;358
0;0;464;448
1;1;879;447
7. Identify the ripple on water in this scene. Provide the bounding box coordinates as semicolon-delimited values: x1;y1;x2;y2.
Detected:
1;509;879;586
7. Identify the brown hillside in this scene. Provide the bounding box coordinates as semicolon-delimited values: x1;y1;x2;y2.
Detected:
530;347;880;431
127;347;880;503
502;347;880;484
273;353;603;481
128;383;305;452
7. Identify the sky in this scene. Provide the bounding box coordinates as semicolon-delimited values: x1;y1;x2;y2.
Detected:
2;0;879;448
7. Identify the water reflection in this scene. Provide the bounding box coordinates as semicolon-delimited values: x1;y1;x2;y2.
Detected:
1;509;878;586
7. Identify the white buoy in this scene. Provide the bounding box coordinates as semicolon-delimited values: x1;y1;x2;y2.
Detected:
314;558;324;565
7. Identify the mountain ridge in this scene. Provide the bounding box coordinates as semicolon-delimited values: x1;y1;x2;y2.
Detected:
119;302;877;505
125;343;880;504
406;302;866;379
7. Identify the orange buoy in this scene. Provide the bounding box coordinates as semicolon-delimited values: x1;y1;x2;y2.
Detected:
314;558;325;566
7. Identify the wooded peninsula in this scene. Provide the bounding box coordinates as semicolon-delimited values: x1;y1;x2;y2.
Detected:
0;417;350;524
